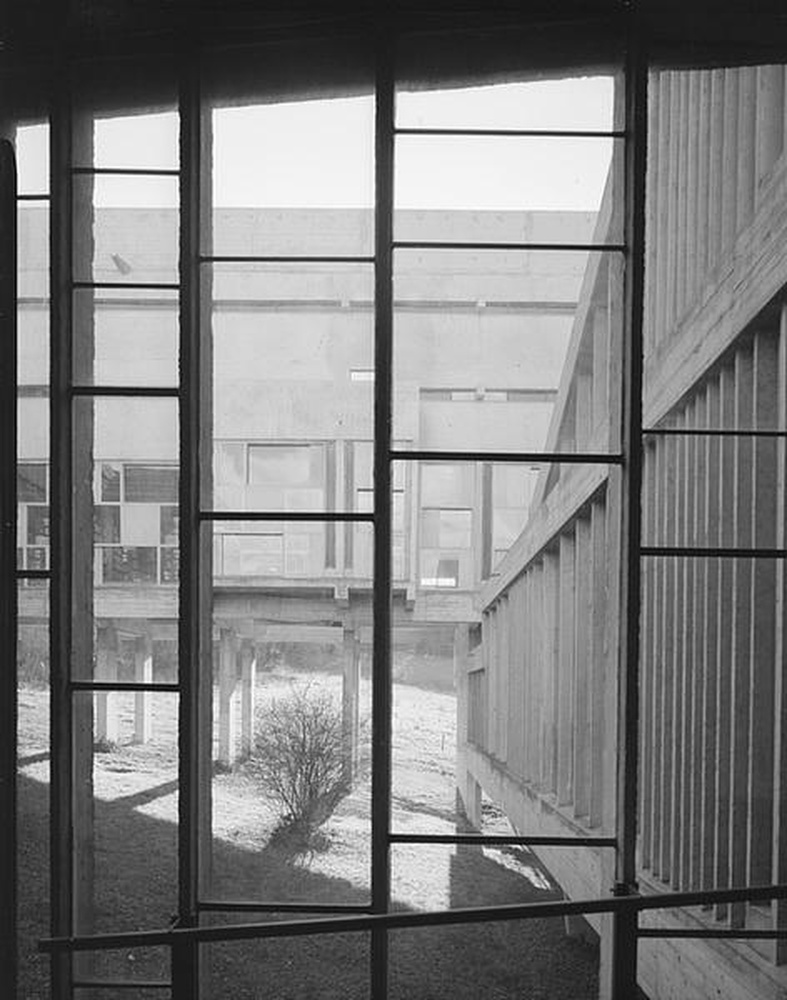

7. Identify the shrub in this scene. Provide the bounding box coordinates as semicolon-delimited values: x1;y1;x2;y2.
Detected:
248;684;350;838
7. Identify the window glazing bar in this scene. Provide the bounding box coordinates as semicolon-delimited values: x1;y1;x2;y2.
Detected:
198;901;372;913
70;385;180;397
388;833;617;847
200;254;375;264
200;510;374;522
395;127;626;138
393;240;626;252
638;928;787;939
71;166;179;176
17;193;50;201
69;681;180;693
390;449;622;464
642;546;787;559
17;570;50;580
39;882;787;954
644;427;787;437
72;281;180;291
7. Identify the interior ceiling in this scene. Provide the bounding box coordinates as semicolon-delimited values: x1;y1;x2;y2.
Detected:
1;0;786;55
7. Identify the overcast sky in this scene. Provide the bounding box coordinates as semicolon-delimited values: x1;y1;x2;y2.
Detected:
15;76;614;211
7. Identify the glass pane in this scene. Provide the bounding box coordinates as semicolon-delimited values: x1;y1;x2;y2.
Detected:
73;287;178;387
17;583;49;1000
92;111;179;170
71;691;177;986
389;917;599;999
207;522;372;906
72;175;178;285
640;555;780;915
393;250;623;454
207;262;373;512
392;841;558;911
203;923;369;999
72;398;178;680
16;123;50;194
394;136;622;245
210;95;374;257
18;201;49;299
396;75;619;132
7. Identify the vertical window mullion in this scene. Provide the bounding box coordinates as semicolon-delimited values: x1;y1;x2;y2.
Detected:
611;33;647;1000
49;71;74;1000
372;31;395;1000
175;55;202;1000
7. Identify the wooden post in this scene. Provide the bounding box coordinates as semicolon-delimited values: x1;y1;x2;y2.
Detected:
747;328;779;893
573;516;592;820
772;304;787;962
132;634;153;745
95;624;119;744
755;65;785;196
453;623;471;818
720;69;740;255
217;628;238;767
557;532;575;808
730;343;754;927
736;68;757;231
342;627;360;786
239;640;257;759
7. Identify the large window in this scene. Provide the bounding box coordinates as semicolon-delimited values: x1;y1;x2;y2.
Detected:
8;15;787;1000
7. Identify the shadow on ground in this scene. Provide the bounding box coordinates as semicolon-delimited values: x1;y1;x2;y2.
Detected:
18;767;598;1000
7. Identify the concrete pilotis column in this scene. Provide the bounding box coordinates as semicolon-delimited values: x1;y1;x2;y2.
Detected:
342;627;361;786
239;640;257;759
218;628;239;767
132;634;153;745
95;625;119;744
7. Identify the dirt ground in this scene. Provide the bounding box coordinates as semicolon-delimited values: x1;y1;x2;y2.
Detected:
17;673;599;999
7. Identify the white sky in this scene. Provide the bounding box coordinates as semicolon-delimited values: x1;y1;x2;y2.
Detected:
15;77;615;211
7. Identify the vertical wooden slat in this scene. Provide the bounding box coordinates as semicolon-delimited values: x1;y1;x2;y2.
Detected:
737;67;757;232
695;71;712;294
542;550;559;795
720;69;740;255
755;65;785;198
684;71;701;308
498;594;510;765
664;73;680;338
640;445;655;868
730;342;754;928
671;410;687;889
675;72;690;319
747;328;778;893
706;69;725;276
773;303;787;961
660;428;676;883
557;532;575;807
654;72;671;347
690;392;707;891
589;498;607;830
714;363;736;920
680;400;697;891
573;515;592;819
701;378;721;894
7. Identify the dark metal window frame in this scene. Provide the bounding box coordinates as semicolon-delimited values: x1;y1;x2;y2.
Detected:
5;15;781;1000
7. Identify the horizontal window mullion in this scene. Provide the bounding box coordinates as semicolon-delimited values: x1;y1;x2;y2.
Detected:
38;883;787;954
198;900;372;914
388;833;617;847
200;510;374;523
394;127;626;139
200;255;375;265
643;427;787;438
16;193;50;202
70;385;179;398
641;546;787;559
392;240;626;253
71;166;179;177
71;281;180;291
638;928;787;940
17;570;50;580
69;681;180;693
390;449;622;465
72;981;171;990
